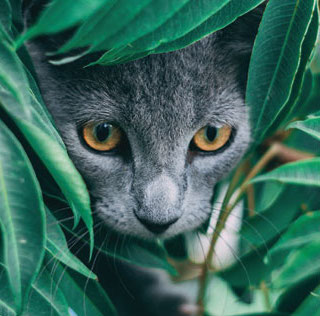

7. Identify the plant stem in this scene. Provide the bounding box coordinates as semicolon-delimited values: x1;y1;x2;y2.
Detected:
196;143;281;314
260;281;272;311
247;184;256;217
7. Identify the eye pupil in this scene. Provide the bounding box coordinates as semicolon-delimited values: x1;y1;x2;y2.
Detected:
95;123;110;142
205;126;217;142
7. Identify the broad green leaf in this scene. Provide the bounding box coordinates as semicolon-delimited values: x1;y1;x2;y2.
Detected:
271;4;319;128
55;0;190;64
0;301;16;316
23;270;69;316
0;121;45;311
154;0;265;55
45;256;117;316
0;40;93;249
293;284;320;316
273;240;320;288
235;314;288;316
45;209;97;280
57;0;147;54
0;263;15;315
16;0;110;47
0;262;69;316
217;245;270;287
255;182;284;213
0;0;12;36
270;211;320;256
250;158;320;187
287;117;320;141
275;274;320;314
297;72;320;118
246;0;316;142
58;218;176;274
95;0;233;64
240;186;304;247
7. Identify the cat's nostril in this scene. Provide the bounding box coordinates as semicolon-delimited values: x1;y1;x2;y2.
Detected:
138;218;178;234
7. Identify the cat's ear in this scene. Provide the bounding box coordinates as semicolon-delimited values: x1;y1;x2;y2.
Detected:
22;0;48;28
220;2;267;57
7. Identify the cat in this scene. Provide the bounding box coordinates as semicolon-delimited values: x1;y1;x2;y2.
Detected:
24;1;264;315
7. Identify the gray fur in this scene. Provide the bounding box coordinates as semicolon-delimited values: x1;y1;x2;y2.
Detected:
26;6;263;241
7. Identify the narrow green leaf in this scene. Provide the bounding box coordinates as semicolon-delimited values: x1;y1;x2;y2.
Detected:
59;219;176;274
293;284;320;316
96;0;233;64
217;245;270;287
23;270;69;316
0;263;15;315
250;158;320;187
154;0;265;55
45;209;97;280
57;0;146;54
275;274;320;314
270;211;320;255
45;256;117;316
0;120;45;311
277;4;319;125
287;117;320;141
255;182;284;213
0;301;16;316
0;0;12;35
240;185;304;247
15;0;109;47
273;240;320;288
0;40;93;250
246;0;316;142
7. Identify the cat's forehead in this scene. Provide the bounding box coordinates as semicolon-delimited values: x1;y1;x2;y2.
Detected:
68;33;244;134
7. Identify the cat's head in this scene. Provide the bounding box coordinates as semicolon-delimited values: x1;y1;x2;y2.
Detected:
26;3;263;239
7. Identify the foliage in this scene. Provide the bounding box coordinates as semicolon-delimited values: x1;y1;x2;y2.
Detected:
0;0;319;315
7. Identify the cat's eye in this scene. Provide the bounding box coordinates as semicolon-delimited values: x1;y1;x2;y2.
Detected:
82;122;122;152
192;125;232;152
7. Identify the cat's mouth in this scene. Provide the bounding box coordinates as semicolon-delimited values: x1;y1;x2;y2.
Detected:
94;199;211;240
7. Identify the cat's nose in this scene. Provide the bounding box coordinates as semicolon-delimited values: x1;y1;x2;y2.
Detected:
133;174;183;234
138;218;179;234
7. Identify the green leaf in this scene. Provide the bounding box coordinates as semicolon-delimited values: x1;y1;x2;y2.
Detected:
154;0;265;55
58;218;176;274
287;116;320;141
270;211;320;256
45;255;117;316
234;314;288;316
56;0;146;54
0;40;93;250
275;274;320;314
271;3;319;128
16;0;110;47
240;186;303;247
250;158;320;187
246;0;316;142
45;209;97;280
217;245;270;287
0;0;12;36
293;284;320;316
94;0;233;65
273;240;320;289
0;263;15;315
0;120;45;311
23;270;69;316
0;262;69;316
255;182;284;213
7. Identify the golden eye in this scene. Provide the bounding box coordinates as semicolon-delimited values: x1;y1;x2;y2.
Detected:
82;122;122;152
192;125;232;152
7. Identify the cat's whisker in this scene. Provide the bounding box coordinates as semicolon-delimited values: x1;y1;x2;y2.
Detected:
198;227;253;292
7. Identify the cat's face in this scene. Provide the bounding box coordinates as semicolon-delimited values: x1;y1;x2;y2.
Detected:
27;10;261;239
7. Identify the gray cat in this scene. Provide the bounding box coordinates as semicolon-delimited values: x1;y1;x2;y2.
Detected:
24;2;263;315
